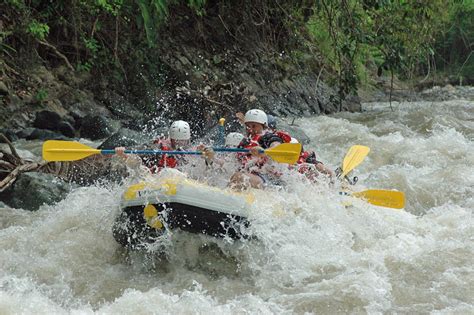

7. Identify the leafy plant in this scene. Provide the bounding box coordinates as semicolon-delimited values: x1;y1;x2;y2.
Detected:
27;20;49;40
35;88;48;102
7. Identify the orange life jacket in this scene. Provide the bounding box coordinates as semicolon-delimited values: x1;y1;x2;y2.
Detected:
237;131;283;171
237;133;268;169
144;139;179;173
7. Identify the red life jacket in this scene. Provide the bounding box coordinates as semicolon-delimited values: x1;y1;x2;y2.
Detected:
296;150;320;175
275;130;291;143
298;151;313;164
237;133;267;169
146;139;178;173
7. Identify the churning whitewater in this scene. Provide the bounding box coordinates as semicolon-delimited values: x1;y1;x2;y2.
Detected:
1;99;473;314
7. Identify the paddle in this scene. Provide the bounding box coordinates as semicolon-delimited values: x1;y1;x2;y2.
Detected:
42;140;302;164
341;189;405;209
217;117;226;146
341;145;370;177
213;142;302;164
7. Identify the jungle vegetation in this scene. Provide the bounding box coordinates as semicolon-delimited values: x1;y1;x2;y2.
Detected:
1;0;473;100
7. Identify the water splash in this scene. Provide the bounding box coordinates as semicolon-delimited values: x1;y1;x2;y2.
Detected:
0;99;472;313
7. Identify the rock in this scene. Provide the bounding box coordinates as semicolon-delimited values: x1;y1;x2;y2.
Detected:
98;128;156;149
0;129;19;142
0;81;9;95
276;118;310;144
80;114;116;140
341;94;362;112
58;121;76;138
16;127;36;139
26;128;69;140
33;110;62;130
0;173;75;211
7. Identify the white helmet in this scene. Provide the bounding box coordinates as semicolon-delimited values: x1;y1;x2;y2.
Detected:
244;109;267;125
169;120;191;140
225;132;244;147
290;137;299;144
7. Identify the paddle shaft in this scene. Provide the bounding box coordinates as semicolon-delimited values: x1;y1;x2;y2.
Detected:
93;147;263;155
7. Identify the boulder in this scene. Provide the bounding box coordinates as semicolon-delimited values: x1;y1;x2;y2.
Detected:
58;121;76;138
0;129;19;142
26;128;69;140
98;127;157;149
33;110;62;130
0;173;75;211
276;118;310;144
80;114;116;140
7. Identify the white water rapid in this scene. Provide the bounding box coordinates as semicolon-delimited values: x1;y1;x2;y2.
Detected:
1;99;473;314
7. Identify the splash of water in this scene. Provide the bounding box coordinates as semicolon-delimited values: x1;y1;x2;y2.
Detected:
0;99;472;314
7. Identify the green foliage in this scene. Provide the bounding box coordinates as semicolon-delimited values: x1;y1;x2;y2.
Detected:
187;0;206;16
83;37;100;54
96;0;123;15
76;62;93;72
433;0;474;80
1;0;463;111
34;88;48;102
306;0;452;96
136;0;165;48
366;0;450;78
27;20;50;40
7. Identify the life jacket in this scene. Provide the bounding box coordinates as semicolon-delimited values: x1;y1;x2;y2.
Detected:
237;131;283;171
295;150;321;177
275;130;292;143
144;139;179;173
298;150;318;165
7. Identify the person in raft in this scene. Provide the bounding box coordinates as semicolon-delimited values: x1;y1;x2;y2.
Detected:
114;120;193;173
267;115;335;180
229;109;285;190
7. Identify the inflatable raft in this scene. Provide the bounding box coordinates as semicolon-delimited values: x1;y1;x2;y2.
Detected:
112;171;255;248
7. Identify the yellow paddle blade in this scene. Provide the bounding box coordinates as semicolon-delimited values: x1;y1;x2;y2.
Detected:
352;189;405;209
342;145;370;177
43;140;101;162
264;143;302;164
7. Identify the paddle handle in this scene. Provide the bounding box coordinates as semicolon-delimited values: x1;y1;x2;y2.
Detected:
217;118;226;146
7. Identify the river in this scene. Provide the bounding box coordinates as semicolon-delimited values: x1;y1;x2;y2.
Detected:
1;99;473;314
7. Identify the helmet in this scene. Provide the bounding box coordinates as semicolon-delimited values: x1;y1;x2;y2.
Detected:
267;114;277;129
169;120;191;140
225;132;244;147
290;137;299;144
244;109;267;125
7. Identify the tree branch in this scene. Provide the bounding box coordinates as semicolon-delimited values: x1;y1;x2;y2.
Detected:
37;40;75;71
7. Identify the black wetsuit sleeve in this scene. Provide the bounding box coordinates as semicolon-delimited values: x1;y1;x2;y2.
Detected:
258;133;283;149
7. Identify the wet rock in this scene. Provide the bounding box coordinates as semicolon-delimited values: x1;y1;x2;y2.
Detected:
16;128;36;139
341;94;362;112
0;129;19;142
97;90;142;120
0;81;9;95
276;118;310;144
26;128;69;140
33;110;62;130
98;128;157;149
80;114;116;140
58;121;75;138
0;173;75;211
